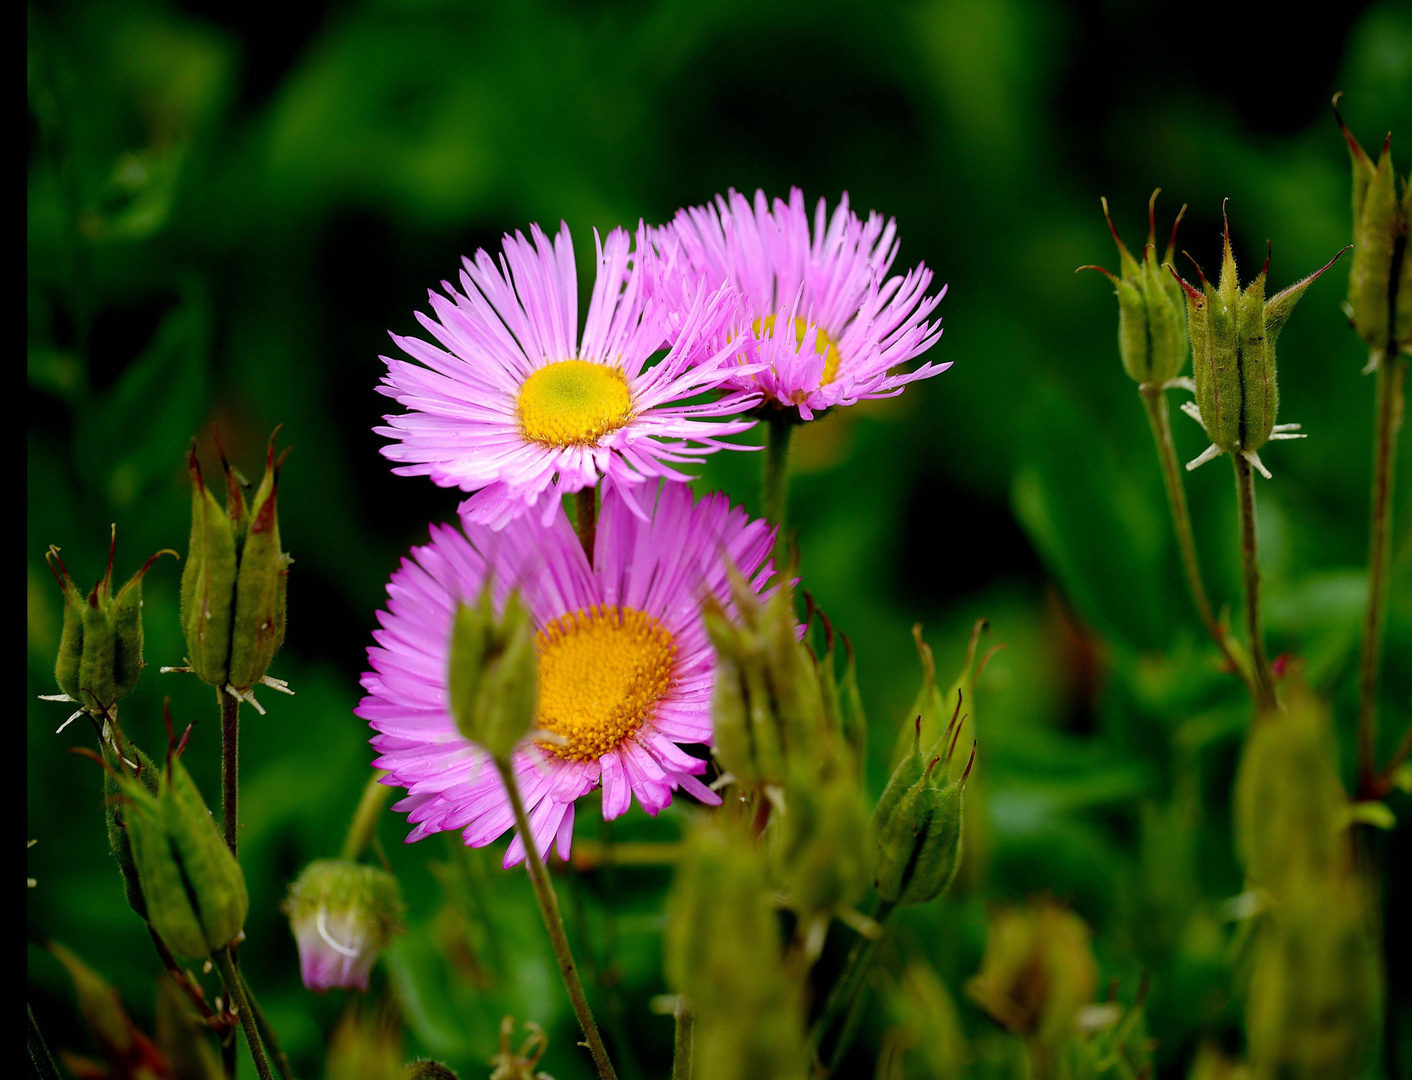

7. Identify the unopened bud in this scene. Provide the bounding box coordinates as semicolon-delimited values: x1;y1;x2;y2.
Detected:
705;574;820;786
1081;192;1189;385
283;859;404;993
1335;97;1411;351
885;963;969;1080
773;758;871;923
47;531;173;718
103;735;160;920
447;585;537;761
119;747;248;959
1233;672;1349;898
50;942;168;1076
180;431;291;695
965;900;1097;1073
327;1002;403;1080
1172;209;1342;477
872;717;970;907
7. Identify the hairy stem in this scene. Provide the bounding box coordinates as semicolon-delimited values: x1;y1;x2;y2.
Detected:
241;969;297;1080
672;997;694;1080
1233;455;1278;714
1140;386;1252;691
213;949;274;1080
28;1003;62;1080
575;486;598;560
1359;350;1407;796
219;689;240;1080
810;897;896;1072
763;412;794;568
340;770;392;862
493;757;619;1080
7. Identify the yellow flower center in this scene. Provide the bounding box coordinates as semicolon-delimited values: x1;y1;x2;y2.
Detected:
535;605;678;761
755;315;843;384
517;360;633;447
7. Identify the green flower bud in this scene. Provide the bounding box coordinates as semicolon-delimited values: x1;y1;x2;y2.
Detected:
447;585;538;760
1233;672;1349;899
964;901;1098;1076
45;531;174;720
103;735;161;920
772;758;871;926
327;1002;404;1080
50;941;169;1076
283;858;404;993
1171;209;1342;478
872;714;971;907
1335;97;1411;351
883;963;969;1080
1246;873;1382;1080
179;431;292;703
1080;191;1190;385
665;817;807;1080
705;574;823;786
118;746;249;959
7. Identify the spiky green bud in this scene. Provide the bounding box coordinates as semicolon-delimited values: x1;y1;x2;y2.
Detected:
872;713;971;907
103;735;161;920
447;585;538;761
772;757;871;924
1081;191;1190;385
1336;98;1411;352
46;532;173;718
1171;209;1341;477
117;745;249;959
179;431;291;698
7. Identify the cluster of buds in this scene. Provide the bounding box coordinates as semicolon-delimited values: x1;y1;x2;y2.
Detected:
1171;208;1341;479
107;730;249;959
965;900;1098;1078
1080;191;1191;387
43;530;174;729
283;858;404;993
447;584;538;760
1335;96;1411;356
176;431;292;710
665;816;807;1080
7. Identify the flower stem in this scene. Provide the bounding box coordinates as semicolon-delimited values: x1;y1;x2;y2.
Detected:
671;997;694;1080
340;771;392;862
148;925;223;1028
219;688;240;1080
240;969;297;1080
213;948;274;1080
27;1003;62;1080
493;757;619;1080
809;897;896;1072
1232;455;1278;714
575;486;598;560
763;411;794;568
1140;386;1252;692
1359;350;1406;797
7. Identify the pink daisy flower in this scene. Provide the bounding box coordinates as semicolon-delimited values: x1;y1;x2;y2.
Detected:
376;222;761;529
661;188;949;420
356;482;777;866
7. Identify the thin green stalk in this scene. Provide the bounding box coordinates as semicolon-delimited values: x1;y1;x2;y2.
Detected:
340;770;392;862
671;997;694;1080
240;969;297;1080
213;949;274;1080
493;757;619;1080
575;486;598;560
809;897;896;1072
763;412;794;567
148;925;222;1028
1232;455;1278;714
219;689;240;1080
28;1003;62;1080
1359;350;1407;796
1140;386;1252;692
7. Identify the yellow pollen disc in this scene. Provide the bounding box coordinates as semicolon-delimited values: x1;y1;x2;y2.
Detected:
517;360;633;447
535;605;678;761
754;315;843;384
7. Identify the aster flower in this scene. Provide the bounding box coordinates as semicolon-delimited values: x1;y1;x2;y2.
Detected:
376;222;761;529
661;188;949;419
356;482;777;867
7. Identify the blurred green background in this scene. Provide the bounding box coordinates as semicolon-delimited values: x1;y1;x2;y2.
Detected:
27;1;1412;1077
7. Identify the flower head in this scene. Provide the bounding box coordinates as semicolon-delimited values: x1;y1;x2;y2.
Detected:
376;223;760;528
356;482;777;866
661;188;948;419
283;859;403;993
